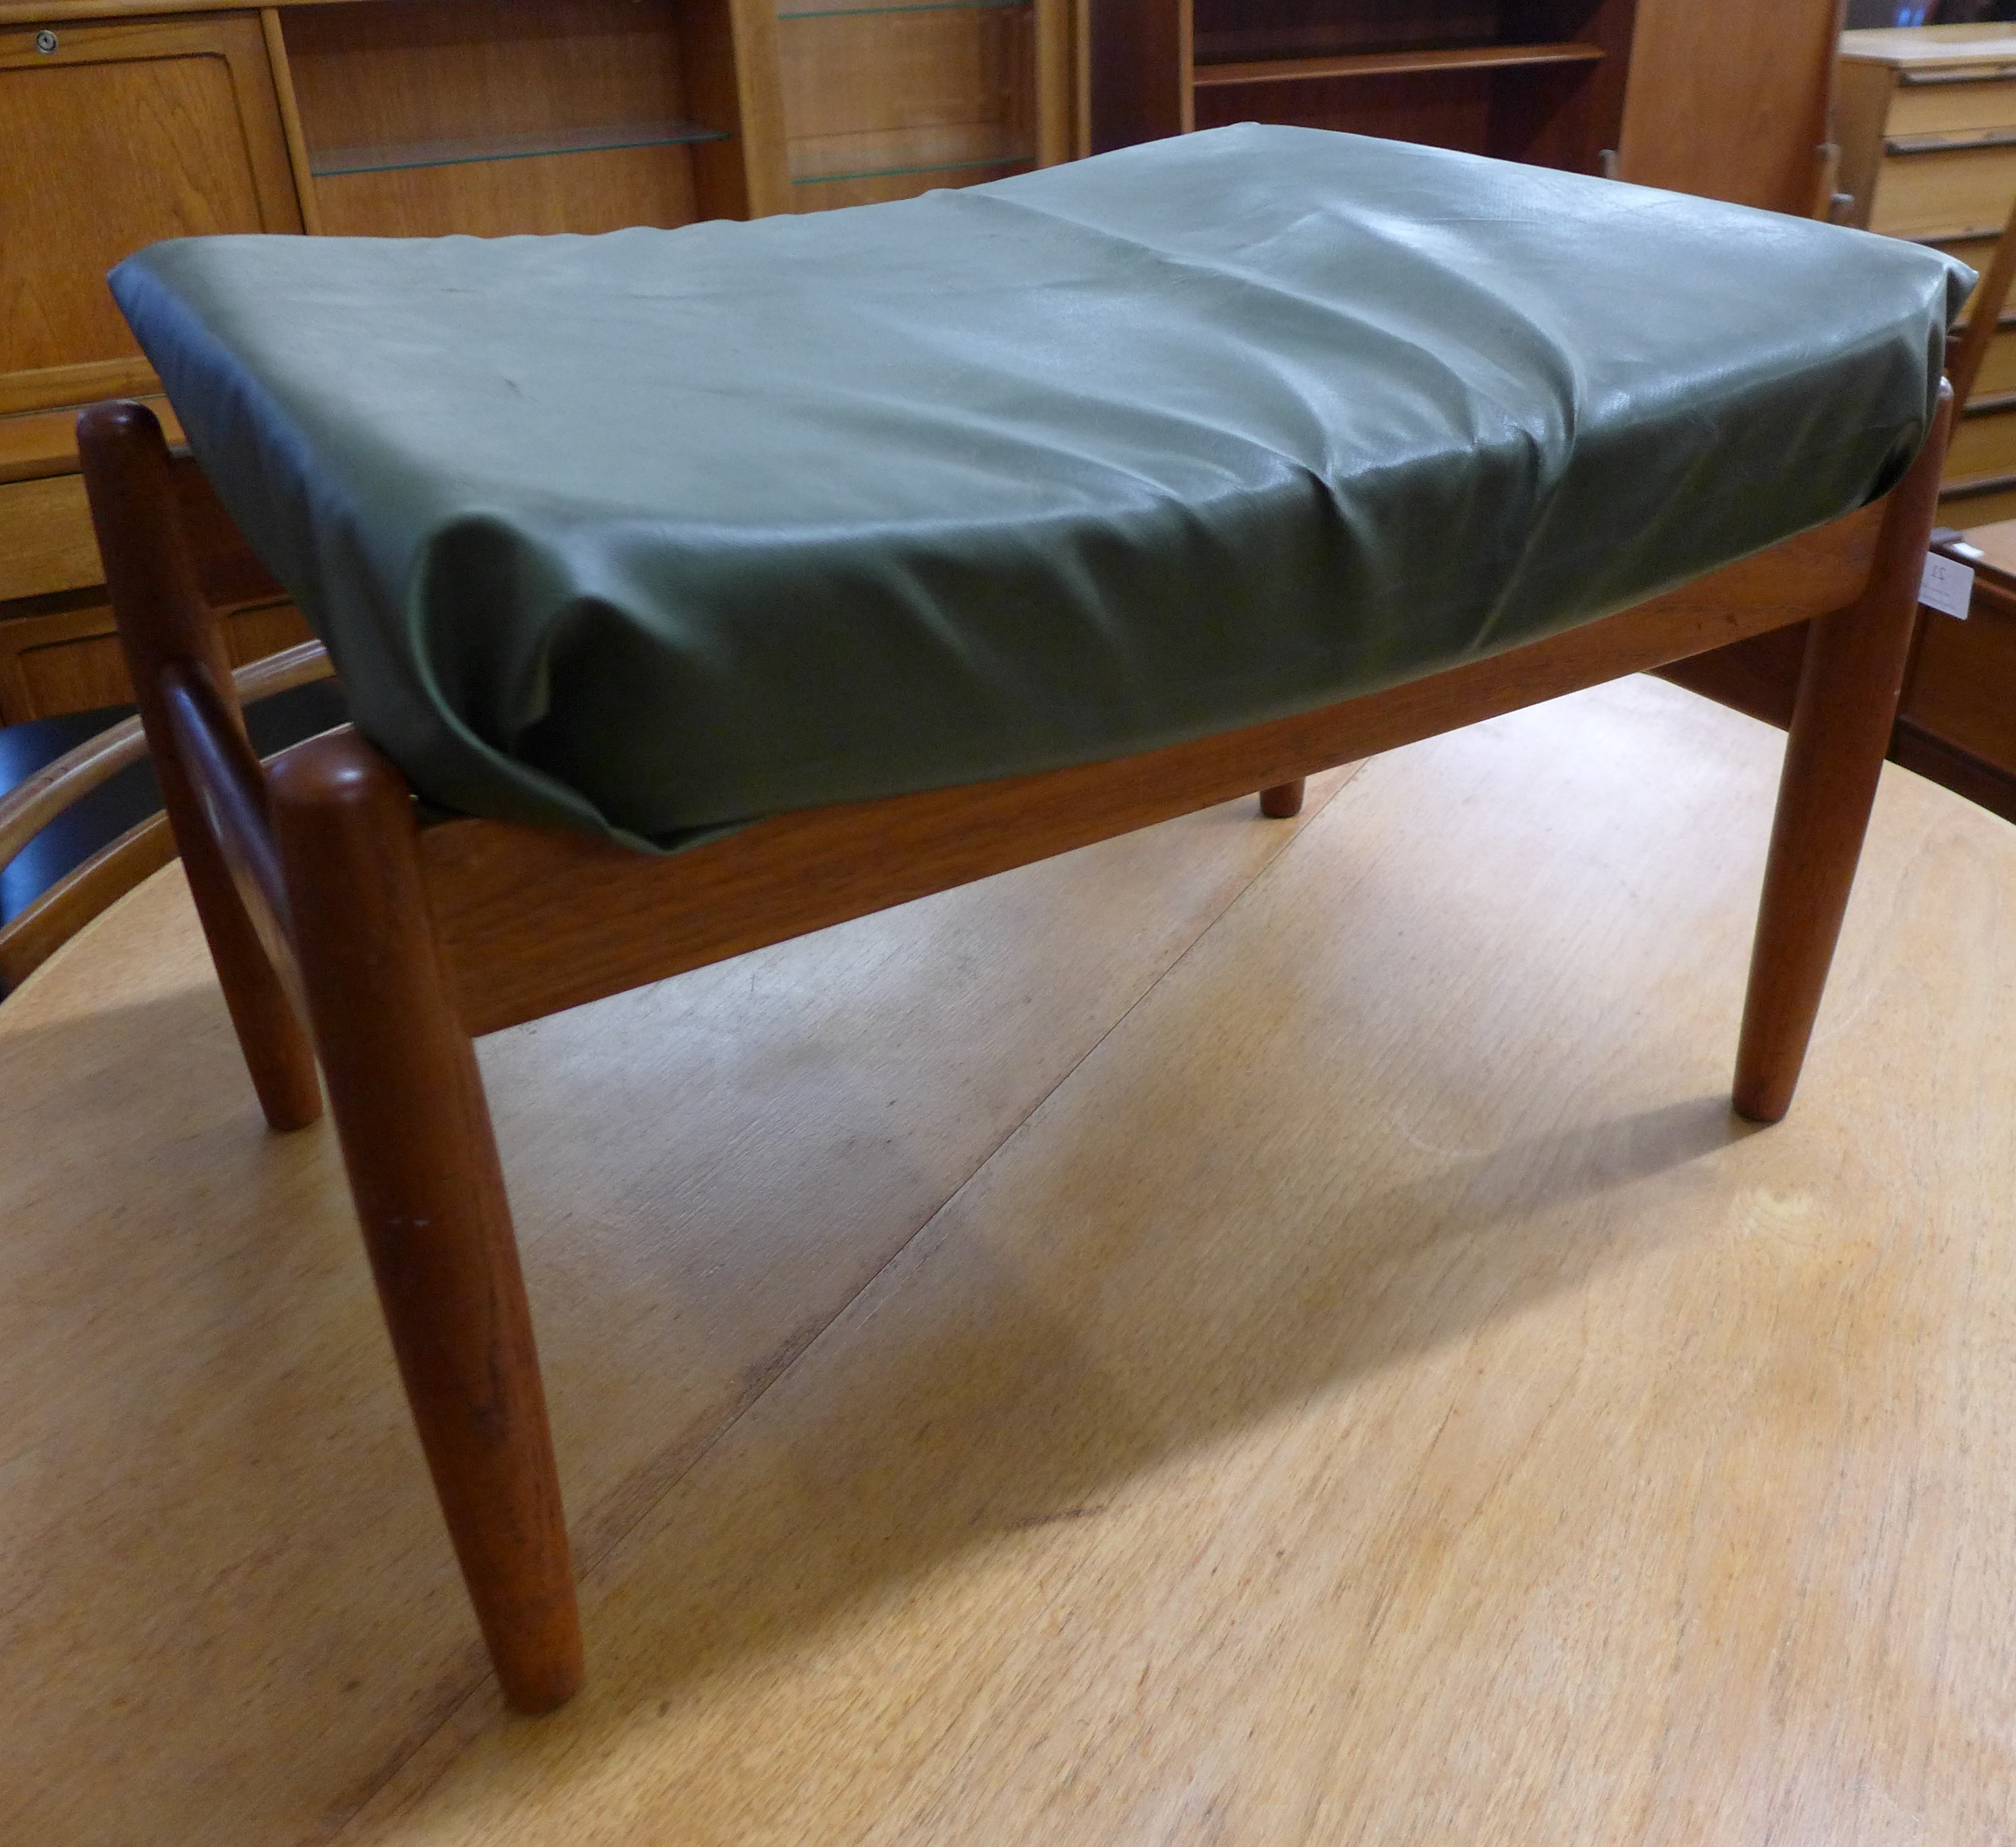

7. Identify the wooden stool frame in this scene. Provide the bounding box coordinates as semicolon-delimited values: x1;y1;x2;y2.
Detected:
78;390;1951;1713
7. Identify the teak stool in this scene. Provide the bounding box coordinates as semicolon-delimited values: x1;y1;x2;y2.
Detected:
80;387;1951;1713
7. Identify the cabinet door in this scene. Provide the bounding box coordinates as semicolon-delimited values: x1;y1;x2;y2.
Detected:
0;14;302;417
1616;0;1846;215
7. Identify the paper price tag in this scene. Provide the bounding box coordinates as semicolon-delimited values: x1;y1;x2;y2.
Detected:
1920;551;1974;620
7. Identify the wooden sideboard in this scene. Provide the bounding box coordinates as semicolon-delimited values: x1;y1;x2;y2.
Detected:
0;0;1072;722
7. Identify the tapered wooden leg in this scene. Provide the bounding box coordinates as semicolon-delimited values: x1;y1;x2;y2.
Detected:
1732;387;1952;1124
268;729;583;1713
1259;778;1306;818
79;401;322;1131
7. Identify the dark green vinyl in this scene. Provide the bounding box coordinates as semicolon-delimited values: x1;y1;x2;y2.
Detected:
109;125;1970;846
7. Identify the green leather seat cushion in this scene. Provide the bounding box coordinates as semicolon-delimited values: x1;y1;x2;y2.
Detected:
110;124;1969;845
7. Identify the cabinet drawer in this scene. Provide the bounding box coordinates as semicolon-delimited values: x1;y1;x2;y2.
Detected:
1871;139;2016;237
1943;234;2007;313
1903;592;2016;776
0;595;313;723
1888;75;2016;138
1967;323;2016;398
1947;402;2016;479
0;473;101;601
1940;479;2016;526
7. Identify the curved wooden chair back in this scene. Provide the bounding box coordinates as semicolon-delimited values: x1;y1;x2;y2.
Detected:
0;638;333;992
0;443;334;993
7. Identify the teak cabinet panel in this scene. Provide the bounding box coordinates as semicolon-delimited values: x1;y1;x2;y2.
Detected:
311;144;706;239
0;12;300;416
0;475;102;603
1614;0;1844;217
780;4;1040;188
1904;590;2016;780
0;595;311;723
282;0;707;151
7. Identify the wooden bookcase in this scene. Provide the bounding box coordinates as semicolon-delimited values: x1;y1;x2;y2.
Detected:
1089;0;1640;176
0;0;1070;722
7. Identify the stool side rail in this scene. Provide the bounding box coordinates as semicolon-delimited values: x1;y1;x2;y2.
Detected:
418;504;1889;1038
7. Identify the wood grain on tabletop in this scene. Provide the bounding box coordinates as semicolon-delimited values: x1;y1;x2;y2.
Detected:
0;764;1356;1847
351;678;2016;1847
8;677;2016;1845
1957;513;2016;577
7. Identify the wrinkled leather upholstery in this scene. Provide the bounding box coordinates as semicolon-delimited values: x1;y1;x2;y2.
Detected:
111;124;1969;844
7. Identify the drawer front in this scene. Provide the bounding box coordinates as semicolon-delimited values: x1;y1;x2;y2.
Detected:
1948;403;2016;480
1903;590;2016;774
1936;232;2004;313
1969;323;2016;398
1888;75;2016;138
0;604;130;720
1939;479;2016;526
0;595;312;723
1871;140;2016;238
1935;479;2016;528
0;473;101;601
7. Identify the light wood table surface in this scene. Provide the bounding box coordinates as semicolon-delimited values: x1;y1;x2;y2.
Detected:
5;677;2013;1846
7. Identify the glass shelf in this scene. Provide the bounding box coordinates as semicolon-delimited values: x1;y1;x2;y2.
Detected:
309;120;728;180
1191;41;1606;88
791;152;1034;184
789;117;1032;186
777;0;1024;16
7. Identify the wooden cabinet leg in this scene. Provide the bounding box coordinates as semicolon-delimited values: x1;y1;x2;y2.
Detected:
1259;778;1306;818
1732;389;1951;1125
268;728;583;1713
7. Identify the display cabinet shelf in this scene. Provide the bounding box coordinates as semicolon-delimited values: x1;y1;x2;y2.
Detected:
776;0;1024;17
787;115;1033;183
793;152;1034;183
1191;40;1605;88
1091;0;1638;178
774;0;1065;211
309;119;728;178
